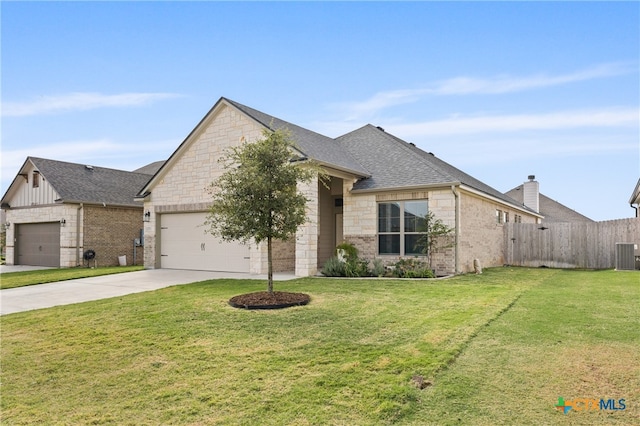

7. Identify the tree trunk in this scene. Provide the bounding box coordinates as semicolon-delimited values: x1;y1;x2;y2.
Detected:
267;235;273;294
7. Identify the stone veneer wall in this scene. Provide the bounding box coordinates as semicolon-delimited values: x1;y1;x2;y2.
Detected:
340;186;541;276
4;204;82;267
83;206;144;266
341;186;458;276
143;104;265;271
295;175;319;276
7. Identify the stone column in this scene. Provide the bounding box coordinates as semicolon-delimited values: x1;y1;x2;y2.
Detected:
295;175;319;277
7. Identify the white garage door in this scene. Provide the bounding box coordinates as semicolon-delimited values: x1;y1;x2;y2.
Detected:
160;212;250;272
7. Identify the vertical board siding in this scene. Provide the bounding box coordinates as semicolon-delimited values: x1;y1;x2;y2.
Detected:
505;218;640;269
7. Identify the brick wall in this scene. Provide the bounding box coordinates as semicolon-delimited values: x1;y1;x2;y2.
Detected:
457;189;538;273
272;238;295;272
83;206;144;266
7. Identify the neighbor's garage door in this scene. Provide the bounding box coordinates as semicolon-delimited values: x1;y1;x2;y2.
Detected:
160;212;250;272
15;222;61;267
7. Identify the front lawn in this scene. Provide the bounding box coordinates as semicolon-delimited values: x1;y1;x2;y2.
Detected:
0;266;144;289
1;268;637;424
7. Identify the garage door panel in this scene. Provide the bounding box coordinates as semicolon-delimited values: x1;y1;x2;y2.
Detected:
160;213;250;272
16;222;61;267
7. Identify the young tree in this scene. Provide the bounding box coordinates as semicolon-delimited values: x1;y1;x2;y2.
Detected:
205;128;318;294
417;211;455;270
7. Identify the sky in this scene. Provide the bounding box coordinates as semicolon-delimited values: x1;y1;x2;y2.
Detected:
1;1;638;222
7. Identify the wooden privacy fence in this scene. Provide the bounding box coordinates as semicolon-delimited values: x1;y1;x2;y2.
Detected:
504;218;640;269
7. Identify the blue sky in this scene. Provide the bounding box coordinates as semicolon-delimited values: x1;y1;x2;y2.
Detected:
2;1;638;221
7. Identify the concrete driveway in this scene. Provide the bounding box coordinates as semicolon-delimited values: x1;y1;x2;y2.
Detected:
0;269;296;315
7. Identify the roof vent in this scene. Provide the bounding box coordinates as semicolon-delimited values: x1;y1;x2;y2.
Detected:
376;126;385;132
85;165;94;171
409;142;415;146
528;175;535;181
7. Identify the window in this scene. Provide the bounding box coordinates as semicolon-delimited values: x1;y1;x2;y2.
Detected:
505;212;510;223
32;171;40;188
378;200;428;255
496;209;503;224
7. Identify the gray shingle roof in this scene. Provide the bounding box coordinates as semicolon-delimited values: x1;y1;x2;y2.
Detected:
224;98;370;177
29;157;154;207
505;185;593;223
336;124;529;209
133;160;165;175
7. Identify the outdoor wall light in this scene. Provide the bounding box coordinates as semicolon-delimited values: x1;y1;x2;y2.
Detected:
4;222;10;230
143;211;151;222
60;219;66;227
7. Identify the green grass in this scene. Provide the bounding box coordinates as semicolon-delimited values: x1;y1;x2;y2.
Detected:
0;268;637;424
407;269;639;425
0;266;144;289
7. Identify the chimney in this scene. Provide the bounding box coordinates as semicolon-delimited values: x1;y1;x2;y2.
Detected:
522;175;539;213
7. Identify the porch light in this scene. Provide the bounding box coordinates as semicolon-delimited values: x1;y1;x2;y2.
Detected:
4;222;10;230
60;219;66;227
143;211;151;222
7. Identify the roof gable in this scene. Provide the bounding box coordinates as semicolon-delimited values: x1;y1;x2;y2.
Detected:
224;98;370;177
2;157;154;207
138;97;370;197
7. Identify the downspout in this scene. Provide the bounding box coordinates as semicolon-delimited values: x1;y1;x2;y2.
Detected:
632;203;639;218
76;203;83;266
451;185;460;274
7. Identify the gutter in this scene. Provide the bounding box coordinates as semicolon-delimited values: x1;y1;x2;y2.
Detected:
451;185;460;274
76;203;83;266
460;184;544;219
350;181;462;194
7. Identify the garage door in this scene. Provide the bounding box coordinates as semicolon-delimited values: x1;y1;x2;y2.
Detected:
160;212;250;272
15;222;61;267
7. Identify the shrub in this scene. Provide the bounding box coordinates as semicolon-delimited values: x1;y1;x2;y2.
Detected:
335;242;359;262
392;258;435;278
371;258;386;277
321;256;346;277
343;258;370;277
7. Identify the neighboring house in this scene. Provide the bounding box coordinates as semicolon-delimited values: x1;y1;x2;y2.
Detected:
136;97;542;276
505;176;594;223
630;178;640;218
1;157;162;267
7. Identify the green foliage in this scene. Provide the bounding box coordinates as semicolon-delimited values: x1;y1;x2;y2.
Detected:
371;258;386;277
3;269;635;424
335;242;359;261
206;128;324;292
320;256;346;277
0;266;144;290
206;128;317;245
392;258;435;278
322;242;371;277
416;211;455;269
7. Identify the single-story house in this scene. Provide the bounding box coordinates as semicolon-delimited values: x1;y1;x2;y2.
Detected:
505;175;594;223
136;97;542;276
1;157;162;267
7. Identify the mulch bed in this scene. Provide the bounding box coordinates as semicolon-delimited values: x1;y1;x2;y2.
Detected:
228;291;310;310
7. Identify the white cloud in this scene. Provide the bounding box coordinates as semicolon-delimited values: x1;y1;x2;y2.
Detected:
431;62;633;96
333;62;635;120
2;92;182;117
386;108;639;137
